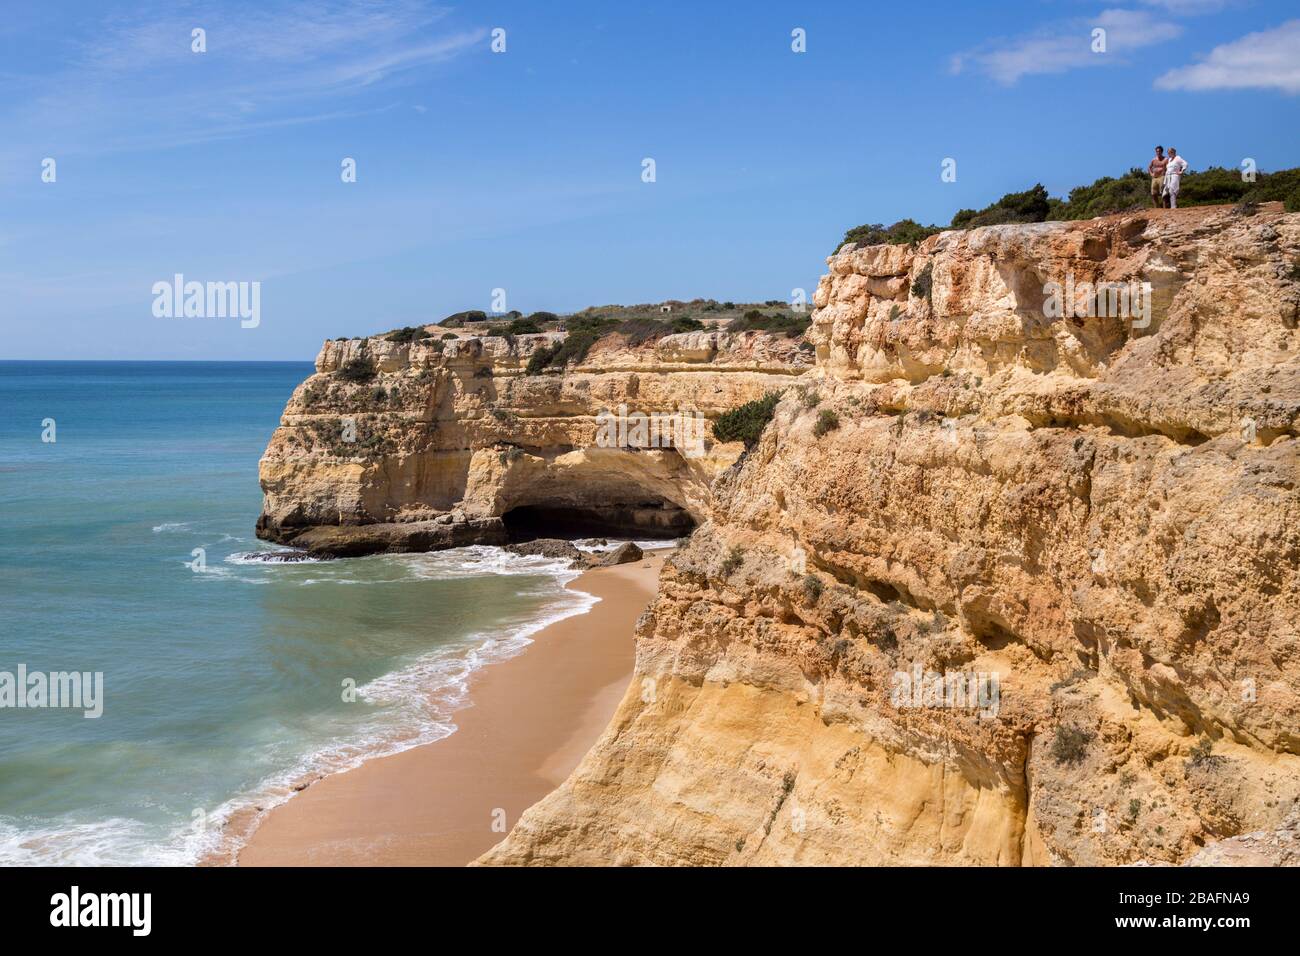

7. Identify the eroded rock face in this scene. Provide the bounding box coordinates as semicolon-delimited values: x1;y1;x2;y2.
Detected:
257;329;810;555
481;205;1300;866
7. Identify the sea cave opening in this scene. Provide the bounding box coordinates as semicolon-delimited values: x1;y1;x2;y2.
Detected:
501;501;695;543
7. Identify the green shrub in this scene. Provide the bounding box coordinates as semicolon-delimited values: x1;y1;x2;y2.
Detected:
833;165;1300;250
608;315;703;342
527;311;558;323
713;392;780;447
441;332;457;340
720;546;744;577
1054;165;1299;219
520;313;618;368
440;310;487;327
522;315;615;372
1242;166;1300;205
525;344;557;375
951;184;1051;229
801;389;821;409
507;317;542;334
618;318;674;346
1050;725;1094;765
813;409;840;437
1176;166;1253;207
383;326;432;343
836;218;942;252
1186;736;1224;771
522;343;553;374
567;312;617;335
911;263;934;301
549;327;603;366
335;358;377;383
1054;169;1149;219
726;310;811;338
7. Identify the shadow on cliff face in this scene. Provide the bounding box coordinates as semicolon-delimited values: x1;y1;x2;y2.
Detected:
501;502;694;543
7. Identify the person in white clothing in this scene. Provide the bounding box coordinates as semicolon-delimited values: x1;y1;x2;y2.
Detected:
1164;148;1189;208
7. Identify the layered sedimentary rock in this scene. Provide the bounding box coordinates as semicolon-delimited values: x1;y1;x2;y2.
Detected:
257;328;810;555
481;204;1300;866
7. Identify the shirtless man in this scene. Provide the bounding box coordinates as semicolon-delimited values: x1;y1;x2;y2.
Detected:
1164;148;1188;209
1148;146;1169;208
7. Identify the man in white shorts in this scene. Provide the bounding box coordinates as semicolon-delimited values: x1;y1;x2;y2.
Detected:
1164;148;1189;208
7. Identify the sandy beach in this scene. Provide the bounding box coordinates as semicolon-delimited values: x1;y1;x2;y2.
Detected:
232;548;664;867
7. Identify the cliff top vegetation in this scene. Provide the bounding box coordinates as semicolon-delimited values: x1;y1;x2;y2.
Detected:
836;164;1300;252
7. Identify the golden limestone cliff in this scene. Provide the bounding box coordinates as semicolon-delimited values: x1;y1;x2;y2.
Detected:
480;204;1300;866
257;325;810;555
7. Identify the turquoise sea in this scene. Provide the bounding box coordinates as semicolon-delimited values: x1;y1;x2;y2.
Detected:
0;361;599;865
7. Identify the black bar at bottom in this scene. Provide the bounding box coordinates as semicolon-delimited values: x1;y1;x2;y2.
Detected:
0;865;1282;941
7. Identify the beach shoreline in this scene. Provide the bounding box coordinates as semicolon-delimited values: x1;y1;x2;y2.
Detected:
226;548;665;867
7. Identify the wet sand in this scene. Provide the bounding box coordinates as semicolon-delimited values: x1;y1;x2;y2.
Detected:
233;550;663;866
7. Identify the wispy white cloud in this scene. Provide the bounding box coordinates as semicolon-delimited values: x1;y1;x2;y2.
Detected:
951;8;1182;85
1155;19;1300;94
1;1;485;160
79;1;460;72
1137;0;1230;14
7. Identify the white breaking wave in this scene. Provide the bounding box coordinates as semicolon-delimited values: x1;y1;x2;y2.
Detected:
358;587;600;712
190;581;597;867
225;549;323;565
392;545;585;583
0;543;604;866
0;816;199;867
574;537;683;553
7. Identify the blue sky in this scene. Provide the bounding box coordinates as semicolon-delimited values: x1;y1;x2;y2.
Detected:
3;0;1298;360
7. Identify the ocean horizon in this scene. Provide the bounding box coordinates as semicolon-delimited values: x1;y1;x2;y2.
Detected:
0;360;602;865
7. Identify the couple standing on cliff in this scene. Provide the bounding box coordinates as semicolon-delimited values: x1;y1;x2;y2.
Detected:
1148;145;1189;209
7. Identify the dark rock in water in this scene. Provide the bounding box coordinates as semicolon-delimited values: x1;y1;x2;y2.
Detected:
505;539;584;562
283;517;508;558
589;541;644;567
247;549;329;563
